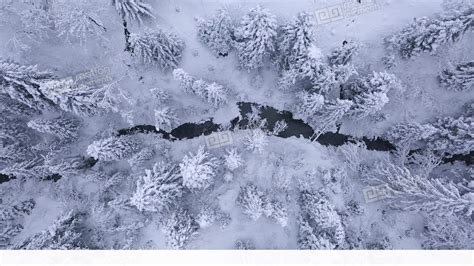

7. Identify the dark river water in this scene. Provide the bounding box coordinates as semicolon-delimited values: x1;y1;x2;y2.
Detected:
0;102;470;184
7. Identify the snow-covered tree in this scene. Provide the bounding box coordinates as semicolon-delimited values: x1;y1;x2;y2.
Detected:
111;0;154;24
265;200;288;227
361;161;474;216
237;183;268;221
243;129;268;153
17;211;83;249
129;29;185;70
160;208;198;249
150;88;169;102
0;199;35;221
197;8;234;57
86;135;140;161
280;47;356;94
173;68;194;92
128;147;154;170
308;99;353;140
328;40;360;66
343;72;403;119
272;120;288;135
299;191;345;248
154;107;178;131
234;5;277;70
172;68;229;107
295;91;325;119
297;217;335;250
40;79;103;116
53;1;107;45
422;215;473;249
276;12;315;70
130;162;183;212
198;81;228;107
223;148;243;171
0;224;23;247
386;6;474;58
27;116;80;141
195;205;218;228
426;115;473;155
439;61;474;91
385;122;437;147
0;60;55;110
179;146;218;191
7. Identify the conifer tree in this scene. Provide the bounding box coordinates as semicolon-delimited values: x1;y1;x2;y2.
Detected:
27;116;80;141
386;6;474;58
439;61;474;91
179;146;218;191
276;12;315;70
0;60;55;110
129;29;185;70
234;5;277;70
86;136;140;161
130;162;183;212
160;208;199;249
197;8;234;57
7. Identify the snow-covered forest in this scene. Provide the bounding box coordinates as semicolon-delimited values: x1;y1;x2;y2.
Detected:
0;0;472;250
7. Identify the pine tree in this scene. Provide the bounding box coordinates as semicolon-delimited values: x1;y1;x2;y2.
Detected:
17;211;83;249
223;148;243;171
130;162;183;212
243;129;269;153
0;199;35;221
172;68;229;107
160;208;199;249
27;116;80;141
299;191;345;248
309;99;353;140
385;122;437;146
40;79;103;116
295;91;325;120
129;29;184;70
195;205;218;228
173;68;195;93
361;161;473;216
54;2;107;45
234;5;277;70
297;217;335;250
199;81;228;107
86;135;140;161
439;61;474;91
344;72;403;119
422;215;473;249
197;8;234;57
128;147;154;170
0;60;55;110
111;0;154;24
237;183;268;221
386;6;474;58
276;12;315;70
154;107;178;131
0;224;23;248
266;200;288;227
328;40;360;66
427;115;473;155
179;146;218;191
